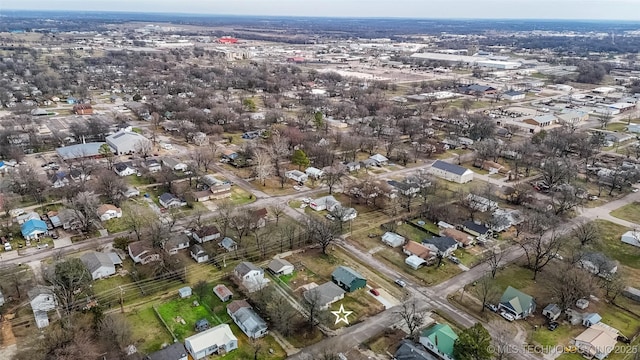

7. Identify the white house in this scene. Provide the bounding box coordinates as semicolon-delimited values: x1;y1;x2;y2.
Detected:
429;160;474;184
28;286;58;328
113;162;137;177
128;241;160;264
227;300;268;339
190;244;209;263
159;193;187;208
163;234;191;255
122;187;140;198
234;262;269;292
305;167;324;179
405;255;427;270
97;204;122;221
503;90;526;101
370;154;389;166
192;225;221;243
381;232;406;248
80;252;116;280
310;195;340;211
162;157;188;172
184;324;238;359
285;170;308;183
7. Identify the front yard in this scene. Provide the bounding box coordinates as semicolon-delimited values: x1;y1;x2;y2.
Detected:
610;202;640;224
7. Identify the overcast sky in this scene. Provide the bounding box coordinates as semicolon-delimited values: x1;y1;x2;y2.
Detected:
2;0;640;20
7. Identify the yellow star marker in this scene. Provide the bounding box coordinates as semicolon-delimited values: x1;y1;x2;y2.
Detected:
331;304;353;325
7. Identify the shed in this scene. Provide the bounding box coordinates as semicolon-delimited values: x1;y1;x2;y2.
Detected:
213;284;233;302
622;286;640;303
267;258;295;275
583;313;602;327
542;303;561;321
179;286;192;299
405;255;427;270
195;319;210;332
621;231;640;248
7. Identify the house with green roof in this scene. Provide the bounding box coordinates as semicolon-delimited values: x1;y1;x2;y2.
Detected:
498;286;536;319
331;266;366;292
419;323;458;360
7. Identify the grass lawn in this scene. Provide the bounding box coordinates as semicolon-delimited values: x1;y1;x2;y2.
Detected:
530;323;583;348
103;218;129;234
408;219;440;235
229;187;256;206
395;223;433;242
255;178;297;196
610;202;640;224
125;175;154;187
277;272;296;285
376;247;461;286
221;329;286;360
328;290;385;329
603;122;630;132
592;220;640;270
127;306;173;353
156;296;222;341
92;274;133;297
289;200;302;209
366;328;406;354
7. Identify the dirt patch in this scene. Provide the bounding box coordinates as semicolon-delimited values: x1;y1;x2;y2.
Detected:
1;318;17;347
365;328;406;355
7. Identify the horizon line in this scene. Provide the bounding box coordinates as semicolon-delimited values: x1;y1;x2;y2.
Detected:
1;9;640;23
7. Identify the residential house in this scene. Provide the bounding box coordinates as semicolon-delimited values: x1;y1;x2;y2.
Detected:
461;221;491;238
190;244;209;263
145;342;188;360
201;174;224;187
51;209;81;230
219;237;238;252
498;286;536;319
578;252;618;278
143;158;162;173
466;194;498;212
429;160;474;184
234;262;270;292
422;236;458;257
193;190;212;202
106;130;152;155
369;154;389;166
184;324;238;359
572;323;619;360
403;241;432;259
360;158;378;168
28;286;57;328
97;204;122;221
21;219;48;240
159;193;187;208
192;225;221;243
419;324;458;360
345;162;360;172
310;195;340;211
332;205;358;222
285;170;307;183
163;234;190;255
163;158;188;172
128;241;160;264
490;208;523;232
113;162;137;177
267;258;294;275
441;228;475;247
209;184;232;199
387;180;420;197
122;187;140;198
221;149;238;161
179;286;192;298
305;167;324;179
542;304;562;321
406;255;428;270
382;232;406;248
395;340;439;360
249;208;268;228
583;313;602;327
303;282;346;310
213;284;234;302
16;211;40;225
227;300;268;339
331;266;366;292
73;104;93;115
69;168;91;182
81;252;116;280
50;172;70;188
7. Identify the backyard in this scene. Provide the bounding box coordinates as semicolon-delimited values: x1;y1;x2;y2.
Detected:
610;202;640;224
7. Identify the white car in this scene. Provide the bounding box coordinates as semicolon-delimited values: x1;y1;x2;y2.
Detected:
161;143;173;150
302;197;312;204
4;242;12;251
500;312;515;322
633;188;639;193
293;185;302;191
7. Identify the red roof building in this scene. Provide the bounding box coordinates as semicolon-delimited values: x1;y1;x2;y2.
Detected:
73;104;93;115
218;37;238;44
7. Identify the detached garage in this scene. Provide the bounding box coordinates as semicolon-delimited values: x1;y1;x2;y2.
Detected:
429;160;474;184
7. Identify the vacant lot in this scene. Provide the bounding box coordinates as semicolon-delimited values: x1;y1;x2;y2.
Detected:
127;306;173;353
610;202;640;224
376;247;462;286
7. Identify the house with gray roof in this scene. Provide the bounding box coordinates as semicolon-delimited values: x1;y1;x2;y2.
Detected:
28;286;57;328
303;282;346;310
145;342;188;360
267;258;294;275
498;286;536;319
80;252;116;280
422;236;458;257
219;237;238;252
159;193;186;209
227;300;268;339
163;234;190;255
190;244;209;263
394;340;438;360
429;160;473;184
234;262;269;292
106;130;151;155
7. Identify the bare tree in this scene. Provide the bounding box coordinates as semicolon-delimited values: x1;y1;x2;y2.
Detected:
600;273;626;304
484;247;504;278
323;164;346;194
134;139;152;159
122;203;148;241
474;275;500;312
64;191;100;234
395;301;425;340
516;230;565;280
99;313;132;352
548;263;595;313
253;150;274;186
270;202;286;227
93;169;127;206
489;321;516;360
308;218;339;255
571;221;600;247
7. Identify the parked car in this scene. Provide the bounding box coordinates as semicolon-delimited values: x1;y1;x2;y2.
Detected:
4;242;12;251
484;303;498;312
325;214;336;221
36;244;49;250
500;312;515;322
293;185;302;191
589;195;599;201
51;231;59;239
368;233;378;238
370;288;380;296
302;197;312;204
394;279;407;287
547;322;559;331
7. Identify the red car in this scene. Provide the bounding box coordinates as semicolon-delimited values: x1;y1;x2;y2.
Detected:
370;288;380;296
